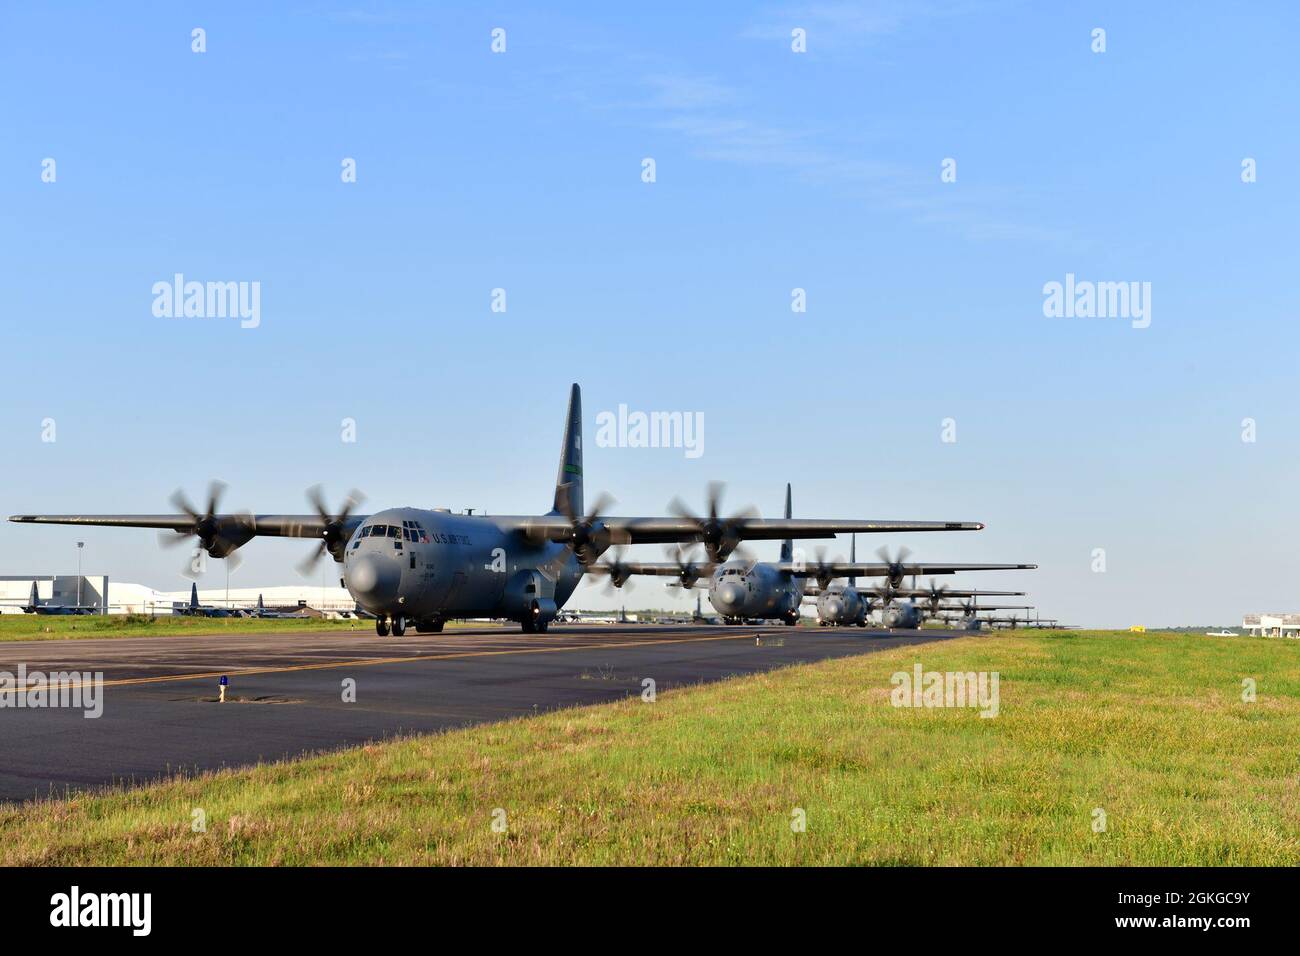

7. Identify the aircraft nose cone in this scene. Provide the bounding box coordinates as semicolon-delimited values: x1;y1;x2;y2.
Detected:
348;552;400;607
716;582;745;608
825;598;843;621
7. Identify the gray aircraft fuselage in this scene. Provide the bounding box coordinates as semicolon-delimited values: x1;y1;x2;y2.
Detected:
815;582;869;627
343;508;583;625
705;561;804;623
813;582;921;628
881;601;924;629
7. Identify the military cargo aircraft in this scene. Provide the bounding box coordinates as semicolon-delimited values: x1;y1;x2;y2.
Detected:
9;385;988;636
19;580;98;615
174;582;238;618
591;488;1036;625
248;593;302;619
933;604;1035;631
976;612;1063;630
808;584;1029;628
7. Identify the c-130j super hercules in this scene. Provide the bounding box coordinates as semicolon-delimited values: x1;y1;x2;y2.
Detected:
11;385;1005;636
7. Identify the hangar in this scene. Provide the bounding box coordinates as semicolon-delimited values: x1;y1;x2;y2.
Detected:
0;575;355;616
0;574;112;614
1242;613;1300;638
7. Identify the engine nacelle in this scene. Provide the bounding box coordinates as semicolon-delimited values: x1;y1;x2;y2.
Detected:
501;569;556;620
529;598;557;624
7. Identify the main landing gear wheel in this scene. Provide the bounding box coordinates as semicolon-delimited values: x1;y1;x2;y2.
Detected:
391;615;407;637
375;616;390;637
783;612;799;627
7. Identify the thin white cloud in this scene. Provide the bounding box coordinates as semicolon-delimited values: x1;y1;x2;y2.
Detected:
629;71;1071;244
742;1;915;42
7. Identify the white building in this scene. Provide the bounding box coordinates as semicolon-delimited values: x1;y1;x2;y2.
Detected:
1242;613;1300;638
0;574;112;614
0;575;355;615
164;584;356;614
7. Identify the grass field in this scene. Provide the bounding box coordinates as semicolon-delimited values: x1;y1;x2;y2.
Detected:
1;630;1296;865
0;615;510;642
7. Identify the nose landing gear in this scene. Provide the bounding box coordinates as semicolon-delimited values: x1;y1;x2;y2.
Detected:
375;614;407;637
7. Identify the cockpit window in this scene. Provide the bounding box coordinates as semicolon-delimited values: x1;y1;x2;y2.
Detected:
387;525;399;538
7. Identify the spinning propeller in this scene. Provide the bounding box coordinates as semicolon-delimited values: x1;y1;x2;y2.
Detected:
664;544;711;588
876;545;913;589
666;481;759;564
923;578;950;615
807;546;841;589
157;480;253;578
599;547;636;594
557;490;617;567
296;485;366;577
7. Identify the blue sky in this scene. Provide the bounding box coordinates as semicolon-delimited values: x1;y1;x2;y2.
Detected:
2;2;1298;626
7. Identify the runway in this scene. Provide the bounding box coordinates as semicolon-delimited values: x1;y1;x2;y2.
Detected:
0;624;967;802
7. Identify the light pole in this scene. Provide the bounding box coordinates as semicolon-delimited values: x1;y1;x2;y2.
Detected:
76;541;84;607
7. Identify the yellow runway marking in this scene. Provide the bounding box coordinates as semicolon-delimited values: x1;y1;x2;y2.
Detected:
0;631;768;694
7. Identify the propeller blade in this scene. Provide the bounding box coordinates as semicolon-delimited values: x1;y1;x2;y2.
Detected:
585;491;616;523
180;553;206;580
296;541;328;578
666;496;699;524
338;489;365;521
169;489;200;521
204;479;227;519
158;529;191;549
706;480;724;521
306;483;330;521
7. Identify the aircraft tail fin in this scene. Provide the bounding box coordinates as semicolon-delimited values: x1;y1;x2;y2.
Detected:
551;383;584;517
190;582;199;610
258;593;265;611
779;483;793;563
28;580;39;609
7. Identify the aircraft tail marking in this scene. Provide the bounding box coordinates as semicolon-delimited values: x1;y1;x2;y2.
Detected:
779;483;793;563
552;383;584;516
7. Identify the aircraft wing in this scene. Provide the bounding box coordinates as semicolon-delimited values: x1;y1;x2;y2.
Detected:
585;559;717;588
946;606;1034;614
803;585;1029;598
585;561;712;578
893;588;1027;599
517;516;983;547
7;513;365;561
773;562;1037;578
8;514;359;537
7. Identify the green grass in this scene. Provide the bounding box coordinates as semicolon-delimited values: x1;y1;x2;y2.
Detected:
0;615;509;642
1;630;1296;865
0;614;371;642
